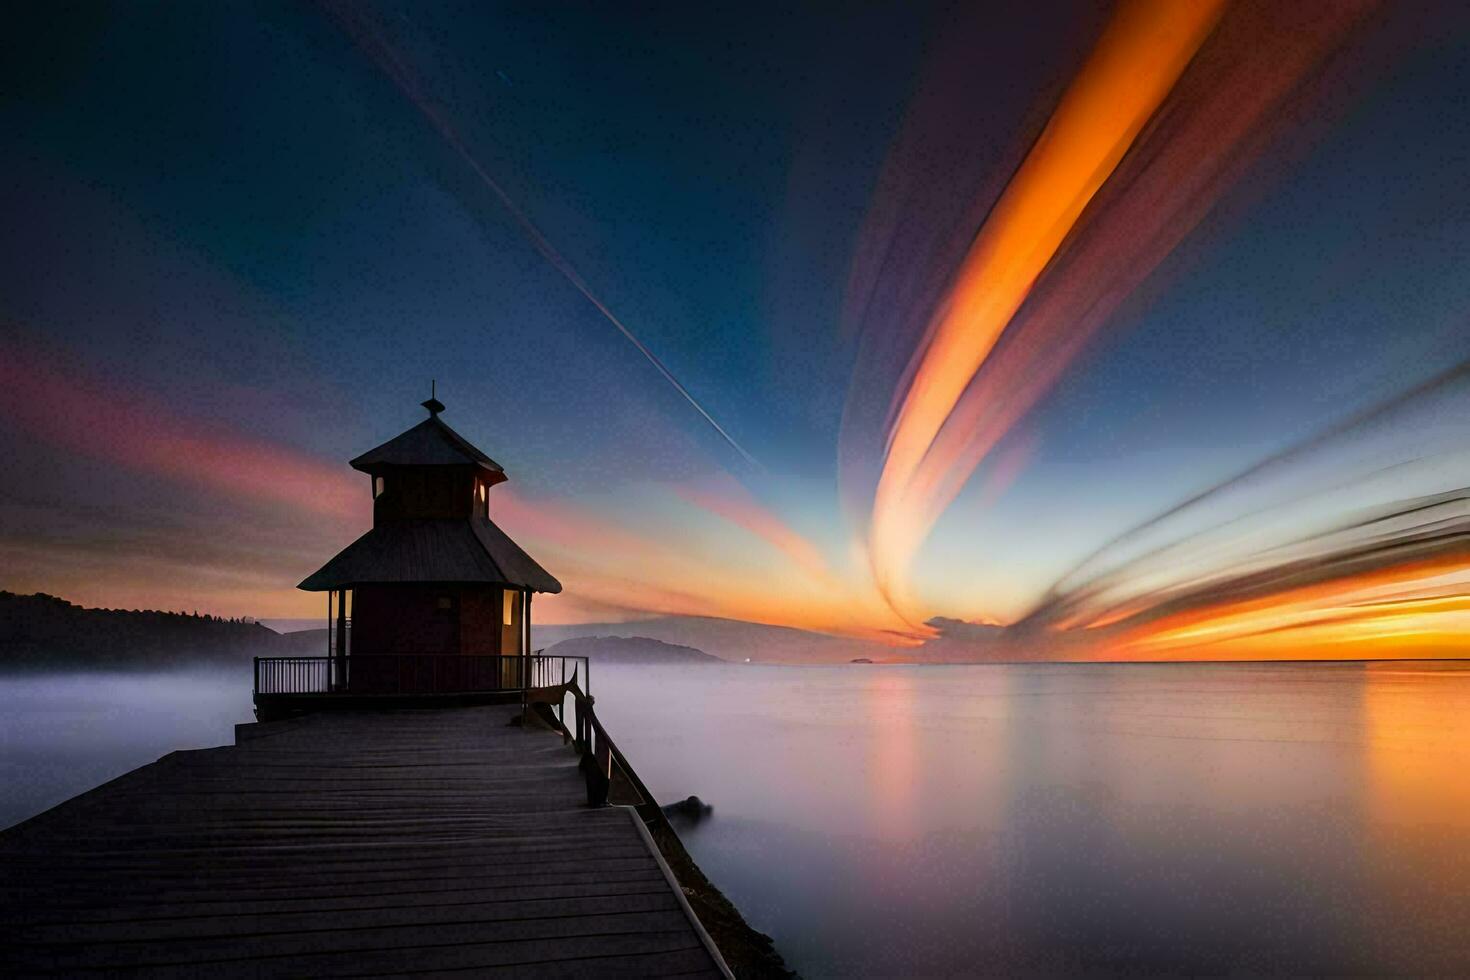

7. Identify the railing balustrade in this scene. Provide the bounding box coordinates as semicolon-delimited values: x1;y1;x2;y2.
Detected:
253;653;588;698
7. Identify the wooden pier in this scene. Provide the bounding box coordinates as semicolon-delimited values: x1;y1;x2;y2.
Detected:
0;705;731;977
0;404;772;976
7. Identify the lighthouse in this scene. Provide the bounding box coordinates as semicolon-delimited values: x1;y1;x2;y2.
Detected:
298;394;561;693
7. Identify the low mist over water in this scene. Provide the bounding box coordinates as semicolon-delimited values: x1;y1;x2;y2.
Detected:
4;661;1469;975
0;668;254;829
594;661;1470;976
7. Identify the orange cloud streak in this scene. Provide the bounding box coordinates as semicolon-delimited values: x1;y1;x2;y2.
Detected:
1105;554;1470;660
891;0;1380;601
673;476;829;582
0;342;913;638
495;483;916;643
870;0;1226;618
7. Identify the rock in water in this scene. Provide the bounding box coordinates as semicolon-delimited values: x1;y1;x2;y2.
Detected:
662;795;713;824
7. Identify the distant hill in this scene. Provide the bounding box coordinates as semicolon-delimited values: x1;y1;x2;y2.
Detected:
0;593;736;672
534;615;886;664
0;591;303;671
542;635;726;665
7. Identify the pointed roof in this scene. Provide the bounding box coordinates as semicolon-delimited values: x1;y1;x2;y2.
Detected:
298;517;562;593
350;406;505;478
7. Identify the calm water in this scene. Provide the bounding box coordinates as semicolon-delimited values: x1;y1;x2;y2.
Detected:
595;662;1470;976
4;662;1469;976
0;669;255;830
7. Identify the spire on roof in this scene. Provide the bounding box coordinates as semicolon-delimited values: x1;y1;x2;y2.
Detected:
349;389;505;478
422;379;445;417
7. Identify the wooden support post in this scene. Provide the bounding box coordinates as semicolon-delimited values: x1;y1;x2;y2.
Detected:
586;709;610;807
334;588;348;693
326;591;333;688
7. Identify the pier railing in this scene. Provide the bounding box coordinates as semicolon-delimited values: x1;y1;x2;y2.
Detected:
527;673;655;811
254;654;586;698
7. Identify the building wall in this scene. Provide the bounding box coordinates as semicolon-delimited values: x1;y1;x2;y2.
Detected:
372;466;478;524
353;584;458;656
458;587;502;656
353;583;509;657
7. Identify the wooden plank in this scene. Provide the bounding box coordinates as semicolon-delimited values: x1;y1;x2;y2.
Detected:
404;945;723;979
1;875;674;926
0;856;666;907
11;893;685;943
0;705;727;978
9;913;697;966
9;931;710;978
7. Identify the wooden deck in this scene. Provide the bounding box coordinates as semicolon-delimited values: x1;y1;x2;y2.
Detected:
0;706;730;978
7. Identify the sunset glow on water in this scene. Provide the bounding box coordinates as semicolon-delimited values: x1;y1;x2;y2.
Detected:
595;662;1470;976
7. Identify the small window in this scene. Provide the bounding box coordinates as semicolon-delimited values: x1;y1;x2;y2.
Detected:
436;596;453;611
502;591;516;625
374;476;385;498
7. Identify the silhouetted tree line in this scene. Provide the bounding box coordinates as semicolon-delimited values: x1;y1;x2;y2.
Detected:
0;592;324;671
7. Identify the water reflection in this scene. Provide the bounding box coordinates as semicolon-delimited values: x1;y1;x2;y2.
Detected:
861;670;919;841
1359;663;1470;971
595;661;1470;977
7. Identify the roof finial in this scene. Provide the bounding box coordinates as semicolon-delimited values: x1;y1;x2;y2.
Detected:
422;379;445;417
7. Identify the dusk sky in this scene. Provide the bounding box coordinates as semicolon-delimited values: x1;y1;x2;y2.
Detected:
4;1;1470;660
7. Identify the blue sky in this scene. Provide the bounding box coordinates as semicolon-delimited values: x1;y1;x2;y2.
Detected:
3;1;1468;658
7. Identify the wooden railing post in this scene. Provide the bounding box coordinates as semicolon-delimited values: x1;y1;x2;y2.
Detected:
559;658;568;743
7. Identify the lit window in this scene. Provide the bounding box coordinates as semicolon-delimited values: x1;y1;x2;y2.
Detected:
503;591;515;624
437;596;453;611
374;476;385;498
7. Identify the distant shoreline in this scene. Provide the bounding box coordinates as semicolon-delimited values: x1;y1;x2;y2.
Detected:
0;591;324;672
5;592;1466;671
